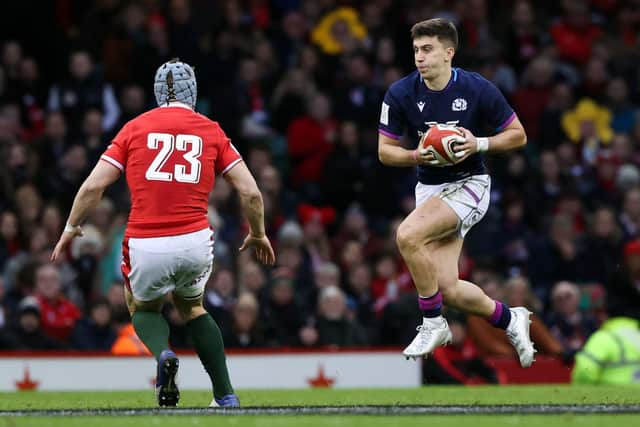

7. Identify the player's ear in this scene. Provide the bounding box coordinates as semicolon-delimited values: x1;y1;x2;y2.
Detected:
445;46;455;62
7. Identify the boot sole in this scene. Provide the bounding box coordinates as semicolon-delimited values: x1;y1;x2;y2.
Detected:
157;356;180;407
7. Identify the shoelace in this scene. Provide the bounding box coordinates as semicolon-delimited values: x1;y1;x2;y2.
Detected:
415;325;433;345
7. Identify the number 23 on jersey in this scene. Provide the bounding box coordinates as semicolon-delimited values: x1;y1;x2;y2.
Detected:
145;132;202;184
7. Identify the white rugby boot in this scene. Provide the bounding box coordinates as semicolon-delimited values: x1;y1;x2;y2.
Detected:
506;307;536;368
403;316;452;360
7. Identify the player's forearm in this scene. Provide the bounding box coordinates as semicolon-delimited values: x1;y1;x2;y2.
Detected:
378;143;417;167
238;190;266;237
66;182;105;226
484;128;527;152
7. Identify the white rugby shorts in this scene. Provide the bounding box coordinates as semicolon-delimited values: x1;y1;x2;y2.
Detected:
122;228;214;302
415;174;491;238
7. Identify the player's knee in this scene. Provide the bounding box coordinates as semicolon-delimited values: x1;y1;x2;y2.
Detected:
396;221;422;254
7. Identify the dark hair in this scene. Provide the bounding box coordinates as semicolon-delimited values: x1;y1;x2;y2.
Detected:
410;18;458;49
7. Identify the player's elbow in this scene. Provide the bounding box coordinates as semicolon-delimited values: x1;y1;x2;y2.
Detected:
239;186;262;205
516;129;527;148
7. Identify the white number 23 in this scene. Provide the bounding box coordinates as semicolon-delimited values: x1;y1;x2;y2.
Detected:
145;133;202;183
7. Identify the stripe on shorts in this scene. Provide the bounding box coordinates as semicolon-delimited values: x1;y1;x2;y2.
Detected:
121;237;132;293
461;183;480;203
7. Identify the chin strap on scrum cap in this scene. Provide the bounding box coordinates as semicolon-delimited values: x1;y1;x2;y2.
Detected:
153;58;197;108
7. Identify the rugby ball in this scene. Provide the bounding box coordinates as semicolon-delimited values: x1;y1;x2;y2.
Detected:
419;124;466;166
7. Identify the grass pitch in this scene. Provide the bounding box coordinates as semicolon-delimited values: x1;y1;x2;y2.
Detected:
1;386;639;426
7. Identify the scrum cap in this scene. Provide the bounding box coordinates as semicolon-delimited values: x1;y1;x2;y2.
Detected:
153;58;197;108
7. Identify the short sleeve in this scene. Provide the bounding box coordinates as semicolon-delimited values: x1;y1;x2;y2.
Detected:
100;122;130;171
215;127;242;175
378;88;405;140
479;80;516;132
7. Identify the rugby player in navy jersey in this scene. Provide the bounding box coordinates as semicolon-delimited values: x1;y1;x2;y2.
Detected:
378;18;535;367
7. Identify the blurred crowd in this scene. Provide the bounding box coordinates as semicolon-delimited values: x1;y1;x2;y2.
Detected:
1;0;640;376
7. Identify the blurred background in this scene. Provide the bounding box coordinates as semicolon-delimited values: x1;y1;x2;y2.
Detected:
1;0;640;385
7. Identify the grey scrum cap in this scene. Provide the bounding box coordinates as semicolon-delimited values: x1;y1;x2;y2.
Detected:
153;58;197;108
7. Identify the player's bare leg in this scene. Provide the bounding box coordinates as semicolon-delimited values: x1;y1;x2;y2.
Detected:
173;293;239;407
125;287;179;406
396;196;535;366
396;197;457;360
429;234;536;368
426;236;495;315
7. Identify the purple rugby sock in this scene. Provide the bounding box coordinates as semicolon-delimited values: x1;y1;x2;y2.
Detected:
419;291;442;318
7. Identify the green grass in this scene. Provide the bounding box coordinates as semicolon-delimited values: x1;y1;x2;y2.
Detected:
1;386;639;427
6;415;640;427
1;385;638;410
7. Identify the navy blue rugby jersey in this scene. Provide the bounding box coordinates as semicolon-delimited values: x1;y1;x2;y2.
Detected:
378;68;515;184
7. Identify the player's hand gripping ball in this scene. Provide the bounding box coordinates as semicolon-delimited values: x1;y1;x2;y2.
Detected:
418;124;466;166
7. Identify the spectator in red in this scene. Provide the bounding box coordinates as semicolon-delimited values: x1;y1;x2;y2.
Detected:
298;203;335;268
553;192;586;234
457;0;494;52
0;296;65;350
33;263;81;342
512;56;555;141
286;93;337;194
371;252;414;316
550;0;602;65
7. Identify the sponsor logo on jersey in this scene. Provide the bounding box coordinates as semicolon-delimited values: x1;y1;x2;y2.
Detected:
417;101;425;112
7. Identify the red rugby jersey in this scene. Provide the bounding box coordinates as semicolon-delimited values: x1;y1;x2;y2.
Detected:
101;104;242;237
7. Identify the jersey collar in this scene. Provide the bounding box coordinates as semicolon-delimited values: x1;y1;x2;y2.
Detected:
420;68;458;93
160;101;193;110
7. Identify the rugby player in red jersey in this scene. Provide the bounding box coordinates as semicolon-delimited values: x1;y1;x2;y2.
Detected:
52;59;275;408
